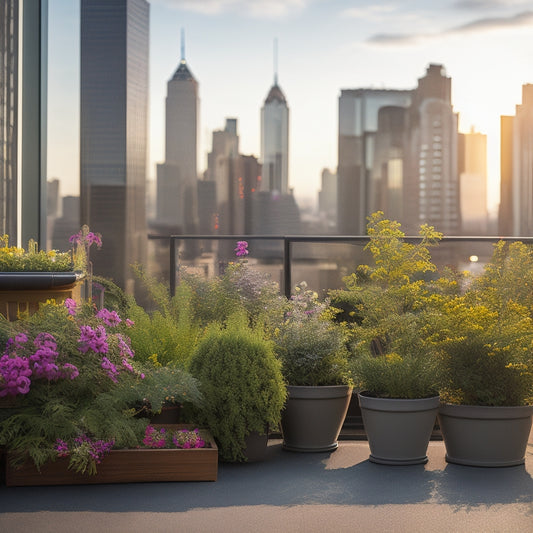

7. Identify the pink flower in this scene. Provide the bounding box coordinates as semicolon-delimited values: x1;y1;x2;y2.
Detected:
64;298;77;316
234;241;249;257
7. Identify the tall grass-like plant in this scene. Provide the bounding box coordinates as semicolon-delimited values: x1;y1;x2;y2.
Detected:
189;314;286;462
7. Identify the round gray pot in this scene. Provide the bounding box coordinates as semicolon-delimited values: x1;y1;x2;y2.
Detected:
438;403;533;467
281;385;353;452
358;393;440;465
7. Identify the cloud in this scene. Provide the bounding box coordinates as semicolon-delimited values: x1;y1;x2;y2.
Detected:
341;4;396;20
151;0;309;18
367;9;533;46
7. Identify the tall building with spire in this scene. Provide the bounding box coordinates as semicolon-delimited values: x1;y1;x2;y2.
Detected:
156;30;199;234
80;0;149;292
260;41;289;194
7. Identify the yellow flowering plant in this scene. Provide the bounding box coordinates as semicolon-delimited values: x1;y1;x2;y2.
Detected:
429;241;533;407
330;212;443;399
0;235;73;272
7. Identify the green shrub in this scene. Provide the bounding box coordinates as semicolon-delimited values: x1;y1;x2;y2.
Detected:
189;315;286;462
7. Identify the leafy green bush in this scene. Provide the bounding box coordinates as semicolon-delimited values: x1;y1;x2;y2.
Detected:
189;315;286;462
273;283;351;386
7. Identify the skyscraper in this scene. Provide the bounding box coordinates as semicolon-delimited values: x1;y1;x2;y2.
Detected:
338;64;460;235
404;64;460;234
80;0;149;293
156;32;199;234
337;89;412;234
458;129;487;235
260;55;289;195
1;0;47;246
499;84;533;236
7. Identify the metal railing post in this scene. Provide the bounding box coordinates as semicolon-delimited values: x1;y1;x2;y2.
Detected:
169;237;176;297
283;237;291;298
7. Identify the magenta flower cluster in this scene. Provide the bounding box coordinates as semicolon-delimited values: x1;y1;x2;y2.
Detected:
0;332;79;397
69;229;102;249
55;435;114;465
143;425;167;448
234;240;249;257
142;425;206;449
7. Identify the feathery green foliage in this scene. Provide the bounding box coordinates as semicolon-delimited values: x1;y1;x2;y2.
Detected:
189;314;286;462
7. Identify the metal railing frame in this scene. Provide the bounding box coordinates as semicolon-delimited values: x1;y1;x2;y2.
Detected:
148;234;533;298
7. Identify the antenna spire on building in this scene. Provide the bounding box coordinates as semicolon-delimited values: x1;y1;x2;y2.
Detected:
180;28;185;63
273;38;278;85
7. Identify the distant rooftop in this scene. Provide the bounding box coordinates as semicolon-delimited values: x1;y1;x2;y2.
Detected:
171;59;195;81
265;83;287;104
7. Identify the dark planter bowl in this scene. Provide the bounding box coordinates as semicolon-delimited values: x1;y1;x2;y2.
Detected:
438;403;533;467
358;393;440;465
281;385;353;452
0;272;84;290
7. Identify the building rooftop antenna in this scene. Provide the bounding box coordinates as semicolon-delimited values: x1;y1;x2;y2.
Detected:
180;28;185;63
274;38;278;86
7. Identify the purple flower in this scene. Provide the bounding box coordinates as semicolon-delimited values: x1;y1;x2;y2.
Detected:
79;325;109;354
101;356;119;383
64;298;77;316
61;363;79;380
55;439;69;457
0;354;33;396
234;241;249;257
95;308;122;327
125;319;134;328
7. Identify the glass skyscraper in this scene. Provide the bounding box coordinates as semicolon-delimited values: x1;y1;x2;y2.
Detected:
80;0;149;292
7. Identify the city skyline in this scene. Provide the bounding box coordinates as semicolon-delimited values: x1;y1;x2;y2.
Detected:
48;0;533;216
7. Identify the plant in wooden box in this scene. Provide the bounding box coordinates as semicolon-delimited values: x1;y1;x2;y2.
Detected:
330;212;443;465
431;241;533;467
273;282;353;453
0;297;208;485
189;313;286;462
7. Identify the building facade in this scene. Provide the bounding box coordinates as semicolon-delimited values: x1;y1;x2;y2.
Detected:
337;88;412;235
404;64;460;234
0;0;47;246
499;84;533;236
338;64;460;235
80;0;149;292
156;39;199;234
458;129;487;235
260;79;289;194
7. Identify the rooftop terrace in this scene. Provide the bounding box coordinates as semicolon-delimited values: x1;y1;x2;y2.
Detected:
1;429;531;533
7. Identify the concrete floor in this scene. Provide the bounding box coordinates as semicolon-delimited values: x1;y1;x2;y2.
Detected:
1;432;532;533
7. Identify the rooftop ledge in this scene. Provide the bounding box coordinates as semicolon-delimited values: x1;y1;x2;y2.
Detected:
0;431;531;532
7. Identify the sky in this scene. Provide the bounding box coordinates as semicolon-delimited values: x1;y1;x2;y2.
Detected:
48;0;533;213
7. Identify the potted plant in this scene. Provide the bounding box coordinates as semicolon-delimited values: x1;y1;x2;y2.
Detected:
331;212;442;465
188;313;286;462
432;241;533;467
0;297;212;485
274;282;353;453
0;226;100;320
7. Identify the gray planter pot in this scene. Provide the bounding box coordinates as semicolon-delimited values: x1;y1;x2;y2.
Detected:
281;385;353;452
438;403;533;467
358;393;440;465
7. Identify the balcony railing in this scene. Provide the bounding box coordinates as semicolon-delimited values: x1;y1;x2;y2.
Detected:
147;234;533;298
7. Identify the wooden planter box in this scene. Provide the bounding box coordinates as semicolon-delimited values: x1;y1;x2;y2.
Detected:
0;272;84;321
4;427;217;486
